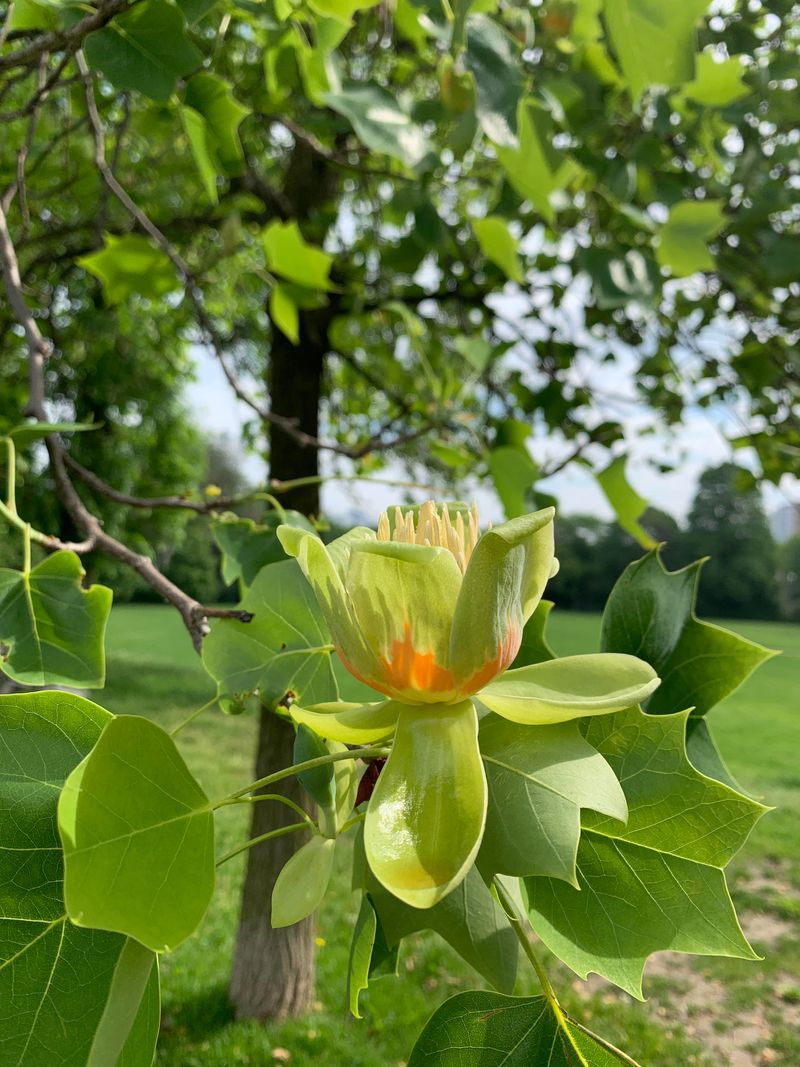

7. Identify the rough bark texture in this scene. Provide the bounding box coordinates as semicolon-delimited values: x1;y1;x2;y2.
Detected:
229;284;329;1022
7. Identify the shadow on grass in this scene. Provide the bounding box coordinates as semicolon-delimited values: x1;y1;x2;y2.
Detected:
160;982;235;1043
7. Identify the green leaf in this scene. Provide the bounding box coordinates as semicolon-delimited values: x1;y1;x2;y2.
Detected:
655;199;725;276
477;653;659;725
202;558;340;706
176;0;218;23
473;216;523;282
0;692;158;1067
685;717;748;793
465;15;523;147
308;0;380;23
78;233;180;305
495;101;580;222
271;835;336;927
59;715;215;953
324;85;431;169
579;247;660;309
525;706;766;997
270;283;300;344
479;717;627;884
683;52;749;106
453;335;495;373
213;511;316;587
487;444;537;519
365;701;487;908
8;421;99;447
0;550;112;688
261;220;334;291
407;990;643;1066
604;0;708;101
184;73;250;176
596;454;657;548
600;548;777;717
369;864;519;993
347;895;377;1019
84;0;202;101
180;106;219;203
512;600;556;668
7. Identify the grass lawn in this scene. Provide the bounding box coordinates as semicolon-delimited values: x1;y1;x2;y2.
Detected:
102;606;800;1067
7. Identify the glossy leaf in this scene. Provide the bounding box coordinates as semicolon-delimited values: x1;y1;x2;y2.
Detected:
84;0;201;101
478;653;659;725
325;85;430;169
407;990;643;1066
291;698;400;745
261;220;334;290
496;101;580;222
202;558;340;707
604;0;708;101
600;548;777;716
366;701;486;908
465;16;523;147
656;200;725;276
0;550;112;688
59;715;215;953
525;706;766;997
0;692;158;1067
596;454;656;548
78;234;180;304
479;717;627;884
271;835;336;927
212;512;315;587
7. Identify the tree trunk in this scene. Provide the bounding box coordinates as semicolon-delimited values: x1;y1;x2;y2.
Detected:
229;316;326;1020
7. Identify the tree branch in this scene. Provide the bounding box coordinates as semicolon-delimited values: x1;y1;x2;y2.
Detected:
0;0;136;73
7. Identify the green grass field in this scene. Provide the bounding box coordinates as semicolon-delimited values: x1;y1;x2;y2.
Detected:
102;607;800;1067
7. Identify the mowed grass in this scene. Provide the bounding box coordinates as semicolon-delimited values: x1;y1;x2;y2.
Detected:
102;606;800;1067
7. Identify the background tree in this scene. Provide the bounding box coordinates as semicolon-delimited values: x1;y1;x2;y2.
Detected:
1;0;798;1022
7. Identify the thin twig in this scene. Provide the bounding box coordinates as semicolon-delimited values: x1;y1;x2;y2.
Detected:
0;0;136;74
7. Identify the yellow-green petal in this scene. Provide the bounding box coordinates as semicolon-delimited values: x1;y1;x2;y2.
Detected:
346;541;464;703
448;508;555;693
477;653;660;725
365;701;487;909
291;699;401;744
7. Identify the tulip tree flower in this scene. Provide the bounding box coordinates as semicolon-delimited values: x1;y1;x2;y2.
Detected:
278;502;659;909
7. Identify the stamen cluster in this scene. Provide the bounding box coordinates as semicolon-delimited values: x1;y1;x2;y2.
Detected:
376;500;484;574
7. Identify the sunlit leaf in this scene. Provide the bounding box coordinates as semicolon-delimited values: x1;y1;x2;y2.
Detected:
78;234;180;305
596;454;657;548
271;835;336;927
495;101;580;222
472;216;523;282
487;444;537;519
270;283;300;344
261;220;334;291
213;512;316;588
465;15;523;147
683;52;749;107
8;421;99;447
184;73;250;176
325;85;431;169
0;551;112;688
656;199;725;276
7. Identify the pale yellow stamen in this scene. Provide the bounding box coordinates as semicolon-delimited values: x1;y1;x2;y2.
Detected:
375;500;483;574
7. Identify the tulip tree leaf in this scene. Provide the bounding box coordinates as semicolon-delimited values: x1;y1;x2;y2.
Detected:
487;444;538;519
78;234;180;305
465;16;523;147
600;548;777;717
324;85;431;169
309;0;380;23
270;283;300;344
407;990;643;1066
512;600;556;668
478;717;627;884
0;692;159;1067
261;220;334;291
683;52;749;107
596;454;657;549
184;73;250;176
8;421;99;447
579;247;660;309
202;558;340;706
212;512;316;587
59;715;215;953
655;200;725;276
346;895;398;1018
271;835;336;928
525;706;765;997
473;216;523;282
495;101;580;222
0;551;112;688
604;0;708;102
84;0;202;101
367;865;519;994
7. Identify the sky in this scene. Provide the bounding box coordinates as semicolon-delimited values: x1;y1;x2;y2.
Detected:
185;347;798;528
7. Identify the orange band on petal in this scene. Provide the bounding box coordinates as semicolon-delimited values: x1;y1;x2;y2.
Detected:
459;621;522;695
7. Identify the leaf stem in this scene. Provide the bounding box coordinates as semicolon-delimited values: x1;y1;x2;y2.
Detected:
22;521;31;575
215;821;307;867
169;695;218;737
3;436;16;514
493;877;589;1067
216;791;318;834
217;745;389;805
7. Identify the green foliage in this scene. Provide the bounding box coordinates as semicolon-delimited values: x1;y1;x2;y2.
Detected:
596;455;656;549
0;550;112;688
213;511;316;588
261;221;334;290
0;692;158;1067
472;216;523;283
59;715;215;953
408;990;640;1066
325;85;430;168
656;200;726;276
78;234;181;305
271;835;336;927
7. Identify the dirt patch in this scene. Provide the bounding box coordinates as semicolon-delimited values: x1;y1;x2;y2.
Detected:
740;910;795;948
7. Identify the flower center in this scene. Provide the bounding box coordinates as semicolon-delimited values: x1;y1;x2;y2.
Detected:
376;500;482;574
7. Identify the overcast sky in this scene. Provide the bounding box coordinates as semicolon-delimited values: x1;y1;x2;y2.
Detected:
185;347;798;526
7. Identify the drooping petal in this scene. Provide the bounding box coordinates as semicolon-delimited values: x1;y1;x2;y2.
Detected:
277;525;382;683
346;541;464;703
365;701;487;908
477;653;660;725
448;508;555;694
291;699;401;744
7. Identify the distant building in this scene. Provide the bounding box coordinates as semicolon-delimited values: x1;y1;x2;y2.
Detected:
771;504;800;543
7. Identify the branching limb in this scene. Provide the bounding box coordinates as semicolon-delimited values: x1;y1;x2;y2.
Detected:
0;0;136;74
